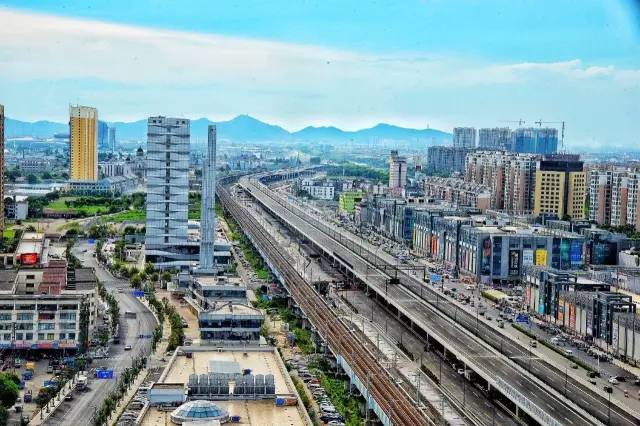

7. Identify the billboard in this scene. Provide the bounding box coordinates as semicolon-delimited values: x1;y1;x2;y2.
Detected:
569;304;576;330
20;253;38;265
522;249;534;266
480;237;491;275
560;240;570;269
570;240;583;265
557;296;565;323
508;250;520;276
535;249;547;266
586;310;593;335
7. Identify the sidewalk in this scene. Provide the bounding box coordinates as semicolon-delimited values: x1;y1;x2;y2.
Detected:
30;373;81;425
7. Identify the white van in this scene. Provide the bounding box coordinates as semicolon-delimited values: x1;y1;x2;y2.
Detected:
564;349;573;356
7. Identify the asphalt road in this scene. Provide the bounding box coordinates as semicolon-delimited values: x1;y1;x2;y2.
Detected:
242;176;639;426
44;240;156;426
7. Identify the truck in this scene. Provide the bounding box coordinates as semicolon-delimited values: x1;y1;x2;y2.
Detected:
23;390;32;403
76;375;88;391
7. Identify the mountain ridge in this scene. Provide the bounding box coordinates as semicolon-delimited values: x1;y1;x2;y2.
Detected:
5;114;452;144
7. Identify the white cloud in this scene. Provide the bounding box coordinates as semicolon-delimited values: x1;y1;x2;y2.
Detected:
0;7;638;146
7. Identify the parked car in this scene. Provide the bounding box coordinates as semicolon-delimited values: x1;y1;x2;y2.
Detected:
124;345;132;351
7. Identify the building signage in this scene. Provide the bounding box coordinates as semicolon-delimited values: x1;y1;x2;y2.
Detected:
557;297;565;323
20;253;38;265
480;237;491;275
570;240;583;265
522;249;534;266
508;250;520;276
586;310;593;335
560;240;570;269
535;249;547;266
569;305;576;330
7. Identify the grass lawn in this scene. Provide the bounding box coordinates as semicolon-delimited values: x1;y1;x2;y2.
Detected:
2;229;16;240
104;210;146;223
46;197;107;215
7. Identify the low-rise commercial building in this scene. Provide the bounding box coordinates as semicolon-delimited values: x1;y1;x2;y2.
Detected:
421;176;491;211
0;262;99;350
198;303;264;342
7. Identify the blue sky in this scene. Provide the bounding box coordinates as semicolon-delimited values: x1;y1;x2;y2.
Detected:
0;0;639;149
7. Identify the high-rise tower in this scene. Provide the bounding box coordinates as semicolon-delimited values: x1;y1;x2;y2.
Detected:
145;116;190;270
199;125;217;273
69;105;98;181
0;104;4;232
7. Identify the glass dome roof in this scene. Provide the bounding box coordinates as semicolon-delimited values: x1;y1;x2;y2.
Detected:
170;400;229;424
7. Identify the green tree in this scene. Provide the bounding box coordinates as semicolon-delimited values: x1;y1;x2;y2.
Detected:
130;274;142;288
26;173;39;184
161;271;172;285
144;262;155;275
0;373;19;408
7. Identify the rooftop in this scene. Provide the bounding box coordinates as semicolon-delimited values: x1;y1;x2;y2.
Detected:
141;348;307;426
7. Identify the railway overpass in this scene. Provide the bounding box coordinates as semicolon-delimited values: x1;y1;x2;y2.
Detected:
217;177;438;426
238;171;640;426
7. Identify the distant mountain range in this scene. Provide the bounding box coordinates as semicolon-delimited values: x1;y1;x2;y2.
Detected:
5;114;452;145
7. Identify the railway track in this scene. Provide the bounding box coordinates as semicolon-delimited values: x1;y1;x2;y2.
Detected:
217;182;432;426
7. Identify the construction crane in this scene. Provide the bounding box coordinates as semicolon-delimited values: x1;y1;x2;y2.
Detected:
534;120;566;150
499;119;526;127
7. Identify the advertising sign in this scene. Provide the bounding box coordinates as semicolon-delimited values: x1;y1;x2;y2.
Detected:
480;237;491;275
535;249;547;266
612;323;619;348
522;249;534;266
569;304;576;330
20;253;38;265
570;240;583;265
508;250;520;276
586;310;593;335
557;296;565;323
560;240;570;269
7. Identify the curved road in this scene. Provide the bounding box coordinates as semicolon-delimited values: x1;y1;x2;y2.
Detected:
44;240;156;426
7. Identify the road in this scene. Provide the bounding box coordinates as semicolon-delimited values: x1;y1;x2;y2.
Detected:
44;240;157;426
242;174;640;426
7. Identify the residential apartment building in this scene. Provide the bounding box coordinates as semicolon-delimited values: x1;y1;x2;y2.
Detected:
465;151;539;213
478;127;512;150
108;126;116;151
69;105;98;181
589;169;614;225
421;176;491;211
453;127;476;149
426;146;469;175
99;160;133;178
145;116;191;270
512;127;558;155
533;158;587;219
388;150;408;189
609;170;640;229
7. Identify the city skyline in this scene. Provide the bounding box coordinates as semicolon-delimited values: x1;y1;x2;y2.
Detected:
0;1;638;150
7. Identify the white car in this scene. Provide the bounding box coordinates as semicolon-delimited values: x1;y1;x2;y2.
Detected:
608;377;619;385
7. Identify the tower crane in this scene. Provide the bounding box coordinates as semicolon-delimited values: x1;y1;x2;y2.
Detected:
499;119;526;127
534;120;566;151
